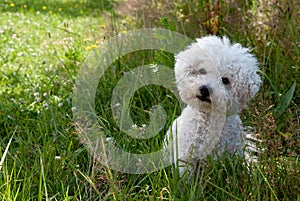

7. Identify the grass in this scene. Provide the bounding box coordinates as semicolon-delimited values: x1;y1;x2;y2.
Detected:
0;0;299;200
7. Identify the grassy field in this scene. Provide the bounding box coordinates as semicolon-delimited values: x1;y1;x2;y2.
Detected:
0;0;299;200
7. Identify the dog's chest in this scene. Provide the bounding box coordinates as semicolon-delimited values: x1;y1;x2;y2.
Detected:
174;107;243;160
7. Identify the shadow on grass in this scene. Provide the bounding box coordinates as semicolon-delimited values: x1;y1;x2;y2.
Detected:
0;0;114;17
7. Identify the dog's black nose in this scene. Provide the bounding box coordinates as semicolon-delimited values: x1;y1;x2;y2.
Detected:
199;85;211;97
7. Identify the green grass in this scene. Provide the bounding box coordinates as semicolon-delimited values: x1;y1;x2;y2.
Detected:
1;0;299;200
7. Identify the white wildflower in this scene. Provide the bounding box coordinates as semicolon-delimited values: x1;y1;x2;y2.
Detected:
71;106;77;112
33;92;40;97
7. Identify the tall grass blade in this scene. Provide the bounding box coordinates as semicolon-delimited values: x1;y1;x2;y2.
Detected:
0;126;17;172
275;81;296;115
256;164;280;201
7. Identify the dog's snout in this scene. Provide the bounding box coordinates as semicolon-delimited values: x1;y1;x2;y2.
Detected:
199;85;212;97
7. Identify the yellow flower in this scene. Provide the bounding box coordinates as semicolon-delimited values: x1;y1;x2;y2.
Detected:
91;44;98;49
58;8;62;12
48;10;53;14
10;3;15;7
23;5;27;9
83;38;91;42
42;6;47;10
86;44;98;50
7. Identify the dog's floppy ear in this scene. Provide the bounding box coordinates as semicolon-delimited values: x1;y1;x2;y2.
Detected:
222;38;261;111
174;55;190;79
236;61;261;111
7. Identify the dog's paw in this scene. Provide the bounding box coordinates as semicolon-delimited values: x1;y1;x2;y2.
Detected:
243;126;264;164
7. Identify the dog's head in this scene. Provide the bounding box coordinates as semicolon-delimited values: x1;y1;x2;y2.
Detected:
175;36;261;114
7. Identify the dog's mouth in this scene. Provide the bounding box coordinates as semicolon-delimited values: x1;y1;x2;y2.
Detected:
196;95;211;103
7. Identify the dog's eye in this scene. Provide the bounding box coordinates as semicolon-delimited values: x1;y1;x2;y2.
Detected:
199;69;206;75
222;77;230;85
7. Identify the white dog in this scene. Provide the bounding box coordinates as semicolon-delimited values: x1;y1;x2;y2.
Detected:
167;35;261;175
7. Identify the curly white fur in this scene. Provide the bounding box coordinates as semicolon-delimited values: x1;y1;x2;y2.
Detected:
168;35;261;175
